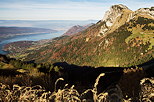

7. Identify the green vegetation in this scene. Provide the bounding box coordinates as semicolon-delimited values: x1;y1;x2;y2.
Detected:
5;16;154;67
125;17;154;50
0;55;63;73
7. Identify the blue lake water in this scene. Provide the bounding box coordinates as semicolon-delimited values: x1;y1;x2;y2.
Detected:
0;31;64;54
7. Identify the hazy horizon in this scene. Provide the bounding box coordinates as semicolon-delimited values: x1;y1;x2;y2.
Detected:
0;20;98;30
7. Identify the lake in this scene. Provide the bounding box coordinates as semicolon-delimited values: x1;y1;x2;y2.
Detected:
0;31;64;54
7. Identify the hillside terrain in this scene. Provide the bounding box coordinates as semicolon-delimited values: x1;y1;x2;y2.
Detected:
5;5;154;67
0;27;57;41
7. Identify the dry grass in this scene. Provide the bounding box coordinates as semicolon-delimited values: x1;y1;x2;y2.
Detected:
0;72;152;102
0;83;52;102
0;73;125;102
140;77;154;102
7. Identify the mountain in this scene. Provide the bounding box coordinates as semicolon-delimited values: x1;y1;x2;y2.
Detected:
0;27;57;41
4;4;154;67
63;23;94;36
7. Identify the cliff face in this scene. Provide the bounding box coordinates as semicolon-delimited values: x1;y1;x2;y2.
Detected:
5;4;154;67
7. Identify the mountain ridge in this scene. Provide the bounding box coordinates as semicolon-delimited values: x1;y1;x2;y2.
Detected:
4;4;154;67
63;23;94;36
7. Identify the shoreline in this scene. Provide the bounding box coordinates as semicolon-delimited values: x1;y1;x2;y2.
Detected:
0;31;64;54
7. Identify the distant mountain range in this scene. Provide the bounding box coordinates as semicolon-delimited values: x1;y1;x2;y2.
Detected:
4;4;154;67
0;27;57;41
0;20;97;31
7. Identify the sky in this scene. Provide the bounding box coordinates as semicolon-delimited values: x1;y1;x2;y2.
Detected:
0;0;153;20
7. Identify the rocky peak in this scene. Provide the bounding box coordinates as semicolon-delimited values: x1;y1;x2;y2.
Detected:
102;4;129;24
99;4;131;36
111;4;129;10
98;5;154;37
